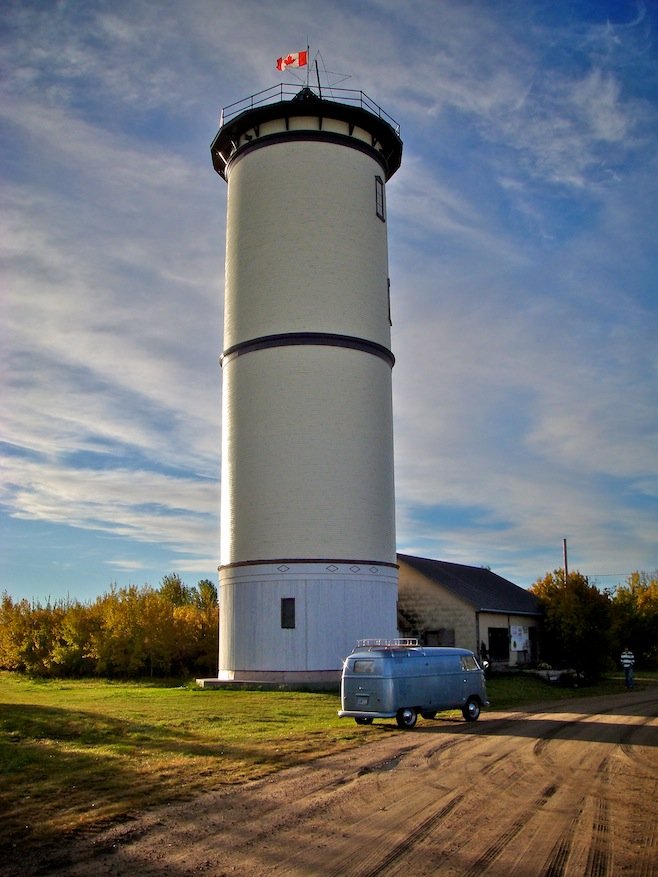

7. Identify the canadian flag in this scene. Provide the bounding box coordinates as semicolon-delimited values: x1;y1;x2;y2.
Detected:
276;51;308;71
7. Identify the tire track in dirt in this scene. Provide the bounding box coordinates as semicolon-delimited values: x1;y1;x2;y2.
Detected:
292;701;653;877
322;792;466;877
540;797;586;877
278;731;480;877
529;754;613;877
455;784;559;877
370;700;653;877
632;810;658;877
532;710;591;760
533;725;613;877
584;797;611;877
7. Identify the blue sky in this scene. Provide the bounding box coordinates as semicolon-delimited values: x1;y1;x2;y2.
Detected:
2;0;657;604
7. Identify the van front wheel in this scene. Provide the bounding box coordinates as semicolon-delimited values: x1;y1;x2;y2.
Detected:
462;698;481;722
396;707;418;729
355;717;373;725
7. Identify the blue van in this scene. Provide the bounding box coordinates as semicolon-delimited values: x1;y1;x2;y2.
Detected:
338;639;489;729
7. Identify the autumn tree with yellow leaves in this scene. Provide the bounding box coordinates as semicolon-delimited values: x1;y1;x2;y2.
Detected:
531;569;658;677
0;575;218;678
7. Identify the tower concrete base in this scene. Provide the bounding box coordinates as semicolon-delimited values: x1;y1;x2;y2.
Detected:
196;669;340;691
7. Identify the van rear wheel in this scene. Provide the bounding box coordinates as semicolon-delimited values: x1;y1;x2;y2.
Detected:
396;707;418;729
462;697;481;721
355;717;373;725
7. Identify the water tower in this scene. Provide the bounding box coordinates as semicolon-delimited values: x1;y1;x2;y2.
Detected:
211;82;403;684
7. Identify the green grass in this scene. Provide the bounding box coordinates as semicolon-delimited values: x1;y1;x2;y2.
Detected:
0;673;383;858
1;670;655;860
488;669;658;709
484;672;622;709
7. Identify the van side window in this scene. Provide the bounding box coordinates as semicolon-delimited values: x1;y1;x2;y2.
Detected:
353;660;376;673
461;655;479;671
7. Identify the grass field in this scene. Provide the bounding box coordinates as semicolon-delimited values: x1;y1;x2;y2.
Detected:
0;670;648;859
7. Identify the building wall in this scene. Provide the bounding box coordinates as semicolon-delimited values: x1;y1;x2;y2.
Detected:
217;113;400;679
221;136;396;568
397;560;477;652
477;611;539;666
218;561;398;679
398;560;540;665
220;345;395;565
224;139;392;351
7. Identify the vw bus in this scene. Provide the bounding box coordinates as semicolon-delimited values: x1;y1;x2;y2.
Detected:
338;639;489;729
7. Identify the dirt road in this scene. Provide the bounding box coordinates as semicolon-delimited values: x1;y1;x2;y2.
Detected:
39;689;658;876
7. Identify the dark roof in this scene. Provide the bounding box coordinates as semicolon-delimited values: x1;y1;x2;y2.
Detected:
397;553;540;616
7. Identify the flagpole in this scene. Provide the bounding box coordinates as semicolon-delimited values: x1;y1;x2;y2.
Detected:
306;42;310;88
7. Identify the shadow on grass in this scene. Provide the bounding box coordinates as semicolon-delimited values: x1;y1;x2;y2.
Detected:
0;700;350;875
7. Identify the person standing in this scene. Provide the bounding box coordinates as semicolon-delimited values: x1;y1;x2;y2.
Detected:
620;646;635;690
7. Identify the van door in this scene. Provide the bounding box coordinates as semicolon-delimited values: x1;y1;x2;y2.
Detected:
347;657;379;712
428;655;461;709
460;653;482;703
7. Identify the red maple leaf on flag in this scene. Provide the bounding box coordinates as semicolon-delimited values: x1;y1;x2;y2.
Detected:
276;51;308;71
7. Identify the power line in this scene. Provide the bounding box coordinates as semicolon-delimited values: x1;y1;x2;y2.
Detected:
588;573;634;578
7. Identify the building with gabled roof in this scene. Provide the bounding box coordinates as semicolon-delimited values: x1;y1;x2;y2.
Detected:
397;553;542;666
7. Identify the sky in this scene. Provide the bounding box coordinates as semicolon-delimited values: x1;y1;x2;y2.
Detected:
1;0;657;605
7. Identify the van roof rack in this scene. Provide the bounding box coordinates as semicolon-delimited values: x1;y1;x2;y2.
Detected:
355;638;419;649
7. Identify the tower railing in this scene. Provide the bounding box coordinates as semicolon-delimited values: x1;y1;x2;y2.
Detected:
219;83;401;137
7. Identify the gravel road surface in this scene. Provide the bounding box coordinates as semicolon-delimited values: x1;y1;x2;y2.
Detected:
26;688;658;876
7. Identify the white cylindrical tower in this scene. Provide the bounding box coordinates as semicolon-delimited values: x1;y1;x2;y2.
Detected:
211;85;403;684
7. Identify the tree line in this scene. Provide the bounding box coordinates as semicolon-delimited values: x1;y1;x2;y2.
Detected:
2;569;656;681
0;574;218;678
530;569;658;679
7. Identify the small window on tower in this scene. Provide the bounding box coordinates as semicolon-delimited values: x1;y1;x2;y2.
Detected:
375;176;385;221
281;597;296;629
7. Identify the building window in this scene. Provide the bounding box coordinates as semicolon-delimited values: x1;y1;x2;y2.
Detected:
375;176;385;221
424;628;455;647
281;597;295;629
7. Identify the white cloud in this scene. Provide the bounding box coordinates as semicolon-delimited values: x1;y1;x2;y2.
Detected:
391;156;658;576
0;92;223;467
1;52;223;588
106;559;148;572
2;456;217;552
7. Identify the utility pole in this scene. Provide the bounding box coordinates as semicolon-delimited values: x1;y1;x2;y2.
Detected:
563;538;569;585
